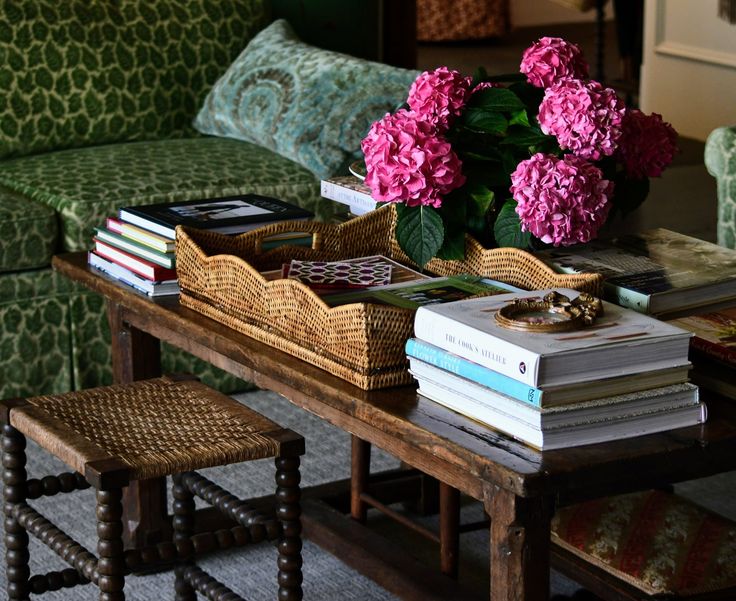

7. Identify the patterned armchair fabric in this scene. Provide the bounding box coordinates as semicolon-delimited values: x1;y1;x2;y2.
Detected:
705;125;736;249
417;0;509;42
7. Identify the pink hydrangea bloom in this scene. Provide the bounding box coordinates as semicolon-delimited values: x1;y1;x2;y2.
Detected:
520;37;589;88
407;66;473;131
472;81;502;93
615;109;678;179
510;153;613;246
361;109;466;208
537;79;625;160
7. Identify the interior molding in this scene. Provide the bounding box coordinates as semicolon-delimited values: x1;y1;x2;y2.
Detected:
654;0;736;68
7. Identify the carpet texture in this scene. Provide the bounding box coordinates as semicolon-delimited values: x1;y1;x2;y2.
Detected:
3;388;729;599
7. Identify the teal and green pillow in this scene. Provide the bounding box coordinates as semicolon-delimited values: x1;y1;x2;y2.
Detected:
0;0;271;159
193;19;418;179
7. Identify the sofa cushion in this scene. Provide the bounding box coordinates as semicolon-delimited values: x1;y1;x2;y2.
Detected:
0;186;58;272
552;489;736;596
0;0;270;159
193;19;418;179
0;136;336;252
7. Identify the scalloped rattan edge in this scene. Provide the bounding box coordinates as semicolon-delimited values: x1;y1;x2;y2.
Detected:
175;205;603;390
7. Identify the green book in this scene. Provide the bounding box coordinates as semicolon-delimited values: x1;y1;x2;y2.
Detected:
321;274;519;309
94;228;176;269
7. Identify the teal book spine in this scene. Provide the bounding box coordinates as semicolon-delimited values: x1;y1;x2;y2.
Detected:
405;338;543;406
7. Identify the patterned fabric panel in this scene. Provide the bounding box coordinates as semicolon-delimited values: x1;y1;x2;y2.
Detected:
69;291;249;394
705;125;736;249
194;19;418;179
552;489;736;596
0;0;270;159
0;136;338;252
0;269;74;397
0;185;58;271
416;0;509;41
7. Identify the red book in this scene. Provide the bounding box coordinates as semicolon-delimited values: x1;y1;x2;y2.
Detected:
93;238;177;281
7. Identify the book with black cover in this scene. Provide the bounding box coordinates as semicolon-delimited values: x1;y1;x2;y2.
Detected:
119;194;314;239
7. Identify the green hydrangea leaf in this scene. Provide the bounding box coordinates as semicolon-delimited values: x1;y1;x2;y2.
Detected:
470;87;526;111
494;200;532;248
395;205;444;268
509;109;530;127
462;108;508;135
435;226;466;261
500;126;549;147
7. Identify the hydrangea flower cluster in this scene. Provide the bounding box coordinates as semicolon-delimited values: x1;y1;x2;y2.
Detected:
520;37;589;88
360;36;678;266
361;109;465;208
615;109;679;179
511;153;613;245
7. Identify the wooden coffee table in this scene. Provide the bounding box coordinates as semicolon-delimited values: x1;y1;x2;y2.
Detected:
53;252;736;601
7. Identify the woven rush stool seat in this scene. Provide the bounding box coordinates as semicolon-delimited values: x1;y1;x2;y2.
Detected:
1;375;305;601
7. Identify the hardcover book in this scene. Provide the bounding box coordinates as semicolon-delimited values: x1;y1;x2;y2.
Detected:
93;238;177;281
415;374;706;451
94;228;175;269
322;275;518;309
667;306;736;367
119;194;314;239
320;175;377;216
88;252;179;297
106;218;175;253
413;288;692;388
405;338;691;407
535;229;736;316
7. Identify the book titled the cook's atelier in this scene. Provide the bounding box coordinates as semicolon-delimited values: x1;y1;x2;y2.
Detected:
535;229;736;316
413;288;692;388
119;194;314;239
405;338;691;407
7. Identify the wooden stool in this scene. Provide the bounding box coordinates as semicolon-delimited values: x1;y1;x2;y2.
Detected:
1;375;304;600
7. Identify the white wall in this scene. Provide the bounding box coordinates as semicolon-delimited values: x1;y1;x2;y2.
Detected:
511;0;613;27
640;0;736;140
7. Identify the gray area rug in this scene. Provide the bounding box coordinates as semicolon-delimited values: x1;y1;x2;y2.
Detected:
2;389;731;599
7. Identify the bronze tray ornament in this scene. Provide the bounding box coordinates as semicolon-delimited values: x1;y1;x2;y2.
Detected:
175;204;603;390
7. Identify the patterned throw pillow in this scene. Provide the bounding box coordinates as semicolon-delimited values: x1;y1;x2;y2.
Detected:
0;0;270;159
193;19;418;180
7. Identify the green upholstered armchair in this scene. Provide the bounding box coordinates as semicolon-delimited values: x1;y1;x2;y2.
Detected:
705;126;736;249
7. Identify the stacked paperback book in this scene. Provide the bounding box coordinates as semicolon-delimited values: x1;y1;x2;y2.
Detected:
407;288;706;450
88;194;314;296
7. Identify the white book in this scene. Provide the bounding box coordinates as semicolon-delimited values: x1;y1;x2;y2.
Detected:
320;175;377;215
410;359;700;429
416;377;707;451
88;252;179;297
413;288;692;388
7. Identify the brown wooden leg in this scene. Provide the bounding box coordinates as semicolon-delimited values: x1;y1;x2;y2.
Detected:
172;473;196;601
107;302;168;549
485;485;552;601
439;482;460;579
276;455;303;601
350;435;371;523
3;425;30;600
97;488;126;601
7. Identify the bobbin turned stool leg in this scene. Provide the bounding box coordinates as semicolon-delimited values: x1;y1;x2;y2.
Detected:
275;454;303;601
172;472;196;601
96;488;125;601
3;423;30;601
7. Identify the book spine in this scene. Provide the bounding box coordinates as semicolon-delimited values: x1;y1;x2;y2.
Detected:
320;180;377;214
689;336;736;366
604;282;652;314
405;338;543;406
413;309;541;386
94;239;176;281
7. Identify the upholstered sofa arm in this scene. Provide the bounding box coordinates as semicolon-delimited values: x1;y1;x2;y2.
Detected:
705;125;736;249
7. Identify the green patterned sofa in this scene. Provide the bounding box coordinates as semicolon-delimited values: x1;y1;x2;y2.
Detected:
0;0;413;397
705;125;736;250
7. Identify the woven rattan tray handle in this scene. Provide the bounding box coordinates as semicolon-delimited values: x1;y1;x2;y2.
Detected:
247;220;329;254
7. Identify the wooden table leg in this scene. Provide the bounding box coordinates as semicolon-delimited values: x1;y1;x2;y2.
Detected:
485;485;553;601
439;482;460;578
108;302;168;548
350;435;371;523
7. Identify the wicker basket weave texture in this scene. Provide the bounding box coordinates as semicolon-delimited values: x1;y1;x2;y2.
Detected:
175;205;603;390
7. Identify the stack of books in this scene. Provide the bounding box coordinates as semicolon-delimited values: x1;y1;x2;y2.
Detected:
88;194;314;296
320;175;377;216
407;288;706;450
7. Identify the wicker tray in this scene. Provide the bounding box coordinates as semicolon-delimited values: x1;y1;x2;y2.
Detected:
175;205;603;390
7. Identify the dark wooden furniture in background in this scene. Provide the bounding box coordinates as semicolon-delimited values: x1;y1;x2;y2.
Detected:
52;252;736;601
